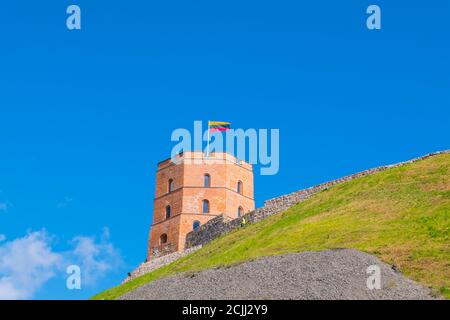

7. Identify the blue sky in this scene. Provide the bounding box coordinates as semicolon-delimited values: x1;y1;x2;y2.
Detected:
0;1;449;299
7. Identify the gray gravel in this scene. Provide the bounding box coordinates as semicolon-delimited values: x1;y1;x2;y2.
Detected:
119;249;439;300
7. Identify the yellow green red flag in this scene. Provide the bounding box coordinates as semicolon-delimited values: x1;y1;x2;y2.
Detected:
208;121;231;132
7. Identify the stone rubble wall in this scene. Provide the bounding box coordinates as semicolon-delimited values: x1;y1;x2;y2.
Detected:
185;150;449;249
150;243;176;259
122;245;202;283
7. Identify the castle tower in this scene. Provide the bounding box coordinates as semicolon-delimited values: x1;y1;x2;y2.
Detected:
147;152;255;260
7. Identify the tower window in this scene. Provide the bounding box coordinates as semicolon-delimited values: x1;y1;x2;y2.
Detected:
238;206;243;218
165;205;171;219
159;233;167;245
237;181;243;194
168;179;174;193
193;220;200;230
202;200;210;213
204;174;211;187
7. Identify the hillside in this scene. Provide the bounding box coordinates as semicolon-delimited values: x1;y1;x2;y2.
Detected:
118;250;437;300
93;152;450;300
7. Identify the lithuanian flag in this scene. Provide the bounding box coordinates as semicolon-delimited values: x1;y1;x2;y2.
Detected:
209;121;231;132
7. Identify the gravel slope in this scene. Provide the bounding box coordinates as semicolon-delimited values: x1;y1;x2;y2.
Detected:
119;249;439;300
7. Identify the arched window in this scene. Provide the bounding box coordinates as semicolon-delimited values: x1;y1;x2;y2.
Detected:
204;174;211;187
202;200;210;213
193;220;200;230
165;205;171;219
168;179;174;193
238;206;243;218
237;181;243;194
159;233;167;245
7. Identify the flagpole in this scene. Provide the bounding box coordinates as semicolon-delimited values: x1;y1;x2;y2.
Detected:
206;120;210;157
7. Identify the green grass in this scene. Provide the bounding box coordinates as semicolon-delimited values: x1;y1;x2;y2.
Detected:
93;153;450;300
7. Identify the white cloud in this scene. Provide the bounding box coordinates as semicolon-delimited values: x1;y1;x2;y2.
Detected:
0;234;6;242
0;230;63;300
68;228;123;286
0;228;123;300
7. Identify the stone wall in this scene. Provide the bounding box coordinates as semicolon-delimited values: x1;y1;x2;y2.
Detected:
150;243;176;259
122;245;202;283
185;150;449;248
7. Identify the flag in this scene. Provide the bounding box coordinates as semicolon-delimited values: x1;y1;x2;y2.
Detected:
209;121;231;132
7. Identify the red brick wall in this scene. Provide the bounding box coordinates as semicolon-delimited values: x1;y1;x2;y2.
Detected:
147;152;255;260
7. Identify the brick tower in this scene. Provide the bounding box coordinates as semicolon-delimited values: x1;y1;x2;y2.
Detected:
147;152;255;260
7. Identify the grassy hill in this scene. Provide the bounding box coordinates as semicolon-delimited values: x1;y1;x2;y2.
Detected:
93;153;450;300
